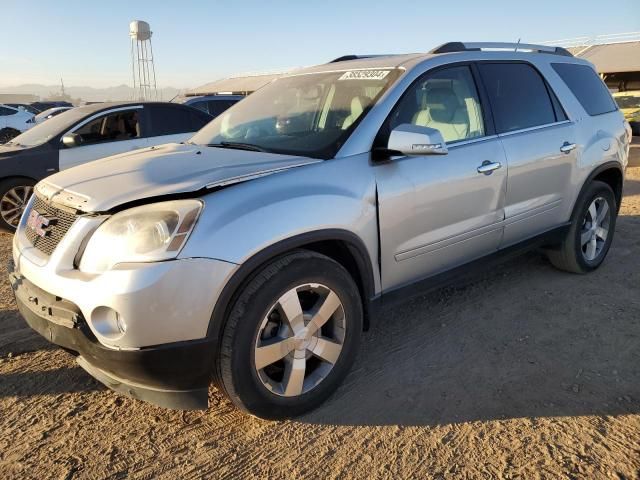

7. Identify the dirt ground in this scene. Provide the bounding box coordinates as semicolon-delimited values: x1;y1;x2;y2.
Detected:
1;143;639;480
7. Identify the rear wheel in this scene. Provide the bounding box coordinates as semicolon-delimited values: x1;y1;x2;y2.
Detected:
546;180;617;273
0;178;35;231
218;250;362;419
0;128;21;144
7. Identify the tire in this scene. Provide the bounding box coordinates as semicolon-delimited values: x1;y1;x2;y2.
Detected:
546;180;617;273
218;250;363;419
0;128;21;144
0;178;36;232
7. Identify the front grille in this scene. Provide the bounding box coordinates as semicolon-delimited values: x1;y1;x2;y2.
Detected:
24;193;79;256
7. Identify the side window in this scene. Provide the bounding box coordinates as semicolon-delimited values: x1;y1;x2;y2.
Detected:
190;100;210;114
552;63;617;116
74;110;141;146
0;107;16;116
208;100;237;118
189;108;212;131
387;66;485;143
149;106;194;136
478;63;556;134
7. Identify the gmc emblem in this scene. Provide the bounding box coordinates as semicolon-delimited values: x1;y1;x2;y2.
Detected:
27;210;57;238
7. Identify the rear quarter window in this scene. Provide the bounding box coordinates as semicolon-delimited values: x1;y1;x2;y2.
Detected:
552;63;617;116
149;105;211;136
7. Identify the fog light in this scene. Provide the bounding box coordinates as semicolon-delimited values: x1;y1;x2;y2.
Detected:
91;306;126;339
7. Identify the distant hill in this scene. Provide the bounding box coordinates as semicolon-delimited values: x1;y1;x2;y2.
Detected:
0;84;184;103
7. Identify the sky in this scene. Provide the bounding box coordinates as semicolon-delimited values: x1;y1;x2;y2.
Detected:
1;0;638;90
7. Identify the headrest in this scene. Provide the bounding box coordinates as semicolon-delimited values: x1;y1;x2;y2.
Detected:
426;87;459;123
350;96;367;116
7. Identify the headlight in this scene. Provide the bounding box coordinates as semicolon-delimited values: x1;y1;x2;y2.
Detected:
79;199;203;273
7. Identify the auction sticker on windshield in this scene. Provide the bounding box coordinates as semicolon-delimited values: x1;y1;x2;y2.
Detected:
338;70;390;80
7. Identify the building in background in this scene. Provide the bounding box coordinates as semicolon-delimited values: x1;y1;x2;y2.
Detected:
543;33;640;92
182;70;289;98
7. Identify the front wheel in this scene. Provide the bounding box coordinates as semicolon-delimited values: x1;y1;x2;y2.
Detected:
0;178;35;231
546;180;617;273
218;250;362;419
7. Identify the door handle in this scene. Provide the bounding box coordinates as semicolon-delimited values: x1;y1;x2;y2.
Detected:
477;161;502;175
560;142;577;154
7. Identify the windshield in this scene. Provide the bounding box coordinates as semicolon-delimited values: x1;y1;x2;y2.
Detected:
7;108;86;147
614;94;640;109
190;68;401;159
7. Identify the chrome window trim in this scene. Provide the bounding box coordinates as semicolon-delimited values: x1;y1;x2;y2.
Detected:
447;134;499;149
61;105;145;141
497;120;572;138
444;120;572;149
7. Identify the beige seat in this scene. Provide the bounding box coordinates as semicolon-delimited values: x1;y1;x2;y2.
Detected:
412;87;471;143
342;95;369;130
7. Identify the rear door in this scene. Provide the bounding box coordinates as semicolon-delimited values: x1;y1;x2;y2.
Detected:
477;62;578;246
59;106;148;170
374;65;507;290
146;104;212;145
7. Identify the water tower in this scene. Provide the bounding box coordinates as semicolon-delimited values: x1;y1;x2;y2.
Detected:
129;20;157;100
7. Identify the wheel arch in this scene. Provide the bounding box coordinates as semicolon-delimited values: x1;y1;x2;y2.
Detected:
571;162;624;219
207;229;377;344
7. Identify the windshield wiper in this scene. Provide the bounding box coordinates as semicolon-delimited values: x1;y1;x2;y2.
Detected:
208;141;271;153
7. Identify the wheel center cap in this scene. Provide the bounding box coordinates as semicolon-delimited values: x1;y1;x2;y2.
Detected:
294;329;310;350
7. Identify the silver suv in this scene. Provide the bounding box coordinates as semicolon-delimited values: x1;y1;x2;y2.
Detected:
10;42;631;419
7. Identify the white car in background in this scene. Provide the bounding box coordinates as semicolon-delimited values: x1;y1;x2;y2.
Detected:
0;105;35;143
34;106;74;124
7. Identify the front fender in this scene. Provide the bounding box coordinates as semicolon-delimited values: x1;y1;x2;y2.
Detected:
180;153;379;283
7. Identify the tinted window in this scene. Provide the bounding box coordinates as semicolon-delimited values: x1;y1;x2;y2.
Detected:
552;63;617;116
190;100;210;114
386;65;485;143
189;108;211;131
208;100;238;117
149;106;196;136
0;106;16;116
479;63;556;133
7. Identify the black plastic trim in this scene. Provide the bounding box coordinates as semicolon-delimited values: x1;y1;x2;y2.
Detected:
206;229;377;340
570;162;624;216
10;267;213;409
371;224;570;312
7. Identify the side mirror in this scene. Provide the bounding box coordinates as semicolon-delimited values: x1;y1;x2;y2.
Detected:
61;133;82;148
387;123;448;156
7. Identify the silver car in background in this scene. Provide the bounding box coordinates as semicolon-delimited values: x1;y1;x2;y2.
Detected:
10;42;631;419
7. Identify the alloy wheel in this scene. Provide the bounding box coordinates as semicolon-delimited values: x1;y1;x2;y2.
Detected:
580;196;611;262
254;283;346;397
0;185;33;227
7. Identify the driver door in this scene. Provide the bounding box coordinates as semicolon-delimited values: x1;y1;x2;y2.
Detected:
373;65;508;291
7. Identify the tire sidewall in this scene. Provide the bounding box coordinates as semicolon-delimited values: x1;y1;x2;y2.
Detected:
571;182;617;272
224;254;362;419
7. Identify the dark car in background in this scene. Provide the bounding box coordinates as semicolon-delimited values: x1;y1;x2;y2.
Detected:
0;101;211;230
30;101;73;112
174;94;244;118
6;103;41;115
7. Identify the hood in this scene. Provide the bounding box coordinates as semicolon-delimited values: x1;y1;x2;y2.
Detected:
38;143;320;212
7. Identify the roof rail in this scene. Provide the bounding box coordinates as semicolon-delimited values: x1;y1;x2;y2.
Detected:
430;42;573;57
329;54;398;63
